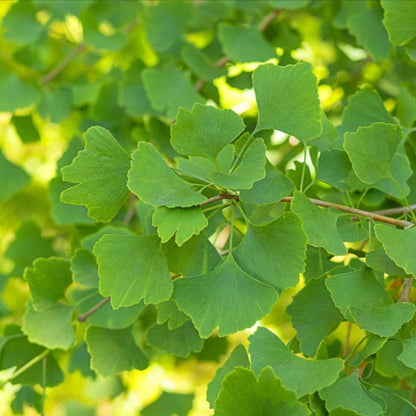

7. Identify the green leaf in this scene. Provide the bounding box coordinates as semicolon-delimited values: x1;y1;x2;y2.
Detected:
239;164;294;205
366;247;406;276
208;138;267;189
234;212;307;291
162;233;222;277
71;249;99;288
141;391;194;416
11;386;42;414
316;150;352;191
0;151;30;202
381;0;416;45
171;104;245;158
325;267;392;321
397;84;416;126
347;8;391;61
81;225;135;252
287;277;344;357
218;24;277;63
128;142;206;207
152;206;208;246
291;192;346;255
376;339;414;378
214;367;310;416
38;89;72;123
0;334;63;386
175;155;216;182
69;288;143;329
142;62;203;119
0;68;41;112
86;326;149;377
24;258;72;311
207;344;250;407
61;126;130;222
93;234;172;308
174;255;278;337
156;299;189;330
22;303;75;350
349;335;388;367
253;62;321;140
374;224;416;277
5;221;54;278
339;88;395;135
249;327;343;396
11;114;40;143
344;123;402;185
319;372;383;416
146;321;203;358
350;303;415;337
398;338;416;369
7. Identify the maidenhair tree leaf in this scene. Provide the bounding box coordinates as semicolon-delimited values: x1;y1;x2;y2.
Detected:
93;234;172;308
207;345;250;408
239;163;294;205
174;255;278;337
291;192;346;255
249;327;343;396
319;372;383;416
156;299;189;330
171;104;245;158
208;138;267;189
398;338;416;369
325;267;392;321
214;367;310;416
146;321;203;358
350;303;415;337
218;24;277;63
71;249;99;288
381;0;416;45
287;277;344;357
234;213;307;291
366;247;406;276
152;206;208;246
61;126;130;222
374;224;416;277
24;258;72;311
23;303;75;350
0;151;30;201
253;62;321;140
141;391;194;416
344;123;402;185
128;142;206;207
349;335;388;367
86;326;148;377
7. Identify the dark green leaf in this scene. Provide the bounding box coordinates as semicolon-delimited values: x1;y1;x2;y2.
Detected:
0;151;30;202
141;391;194;416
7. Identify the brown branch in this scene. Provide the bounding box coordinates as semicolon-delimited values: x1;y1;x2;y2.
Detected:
42;44;88;84
373;204;416;216
399;278;413;302
200;193;239;206
78;297;111;322
259;9;280;31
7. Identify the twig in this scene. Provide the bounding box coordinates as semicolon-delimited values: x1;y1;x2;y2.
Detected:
259;9;280;31
42;44;88;84
200;193;239;206
78;297;111;322
399;278;413;302
373;204;416;216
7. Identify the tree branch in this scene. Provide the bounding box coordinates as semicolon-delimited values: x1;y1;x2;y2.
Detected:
399;278;413;302
373;204;416;216
78;297;111;322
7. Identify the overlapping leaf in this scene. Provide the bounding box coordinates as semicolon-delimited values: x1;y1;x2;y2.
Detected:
0;151;30;201
61;126;130;222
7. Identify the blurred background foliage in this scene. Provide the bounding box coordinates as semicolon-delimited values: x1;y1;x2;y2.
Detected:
0;0;416;415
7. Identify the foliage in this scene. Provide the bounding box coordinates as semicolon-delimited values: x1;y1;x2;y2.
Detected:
1;0;416;415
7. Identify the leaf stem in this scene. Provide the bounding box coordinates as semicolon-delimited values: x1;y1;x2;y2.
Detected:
8;349;50;383
299;144;307;192
399;278;413;302
78;297;111;322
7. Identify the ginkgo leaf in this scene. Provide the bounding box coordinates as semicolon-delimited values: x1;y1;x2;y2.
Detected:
171;104;245;158
61;126;130;222
93;234;172;308
253;62;321;140
128;141;206;207
174;255;278;338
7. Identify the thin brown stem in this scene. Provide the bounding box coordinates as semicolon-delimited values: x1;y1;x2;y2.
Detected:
373;204;416;216
78;297;111;322
259;9;280;31
399;278;413;302
200;193;239;206
42;44;88;84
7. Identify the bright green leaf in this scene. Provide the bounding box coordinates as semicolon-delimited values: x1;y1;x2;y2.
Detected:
376;339;414;378
366;247;406;276
214;367;310;416
86;326;149;377
381;0;416;45
319;372;383;416
249;327;343;396
61;126;130;222
171;104;245;158
156;299;189;330
141;391;194;416
253;62;321;140
398;338;416;369
174;255;278;337
234;212;307;291
94;234;172;308
291;192;346;255
152;206;208;246
0;151;30;202
344;123;402;185
374;224;416;277
128;142;206;207
71;249;99;288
